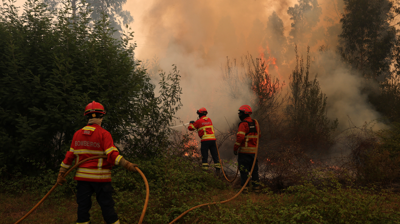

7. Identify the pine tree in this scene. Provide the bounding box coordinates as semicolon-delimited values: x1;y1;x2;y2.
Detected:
286;46;338;146
338;0;396;78
287;0;322;46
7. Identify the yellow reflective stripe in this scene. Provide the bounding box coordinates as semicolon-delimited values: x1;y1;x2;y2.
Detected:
214;163;221;168
105;147;118;155
115;155;123;165
202;163;209;166
111;220;120;224
82;126;96;131
74;149;105;155
98;158;103;168
61;162;70;169
202;135;216;139
198;125;213;130
75;172;112;179
77;168;112;174
240;147;257;151
235;142;241;146
76;167;112;179
69;148;75;152
189;124;195;129
237;131;246;135
245;135;258;138
240;147;257;153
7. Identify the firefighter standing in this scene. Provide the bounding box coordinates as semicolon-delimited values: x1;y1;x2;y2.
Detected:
188;107;221;174
57;101;138;224
233;105;261;193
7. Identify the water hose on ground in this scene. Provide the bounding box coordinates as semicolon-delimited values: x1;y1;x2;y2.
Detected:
169;120;260;224
14;155;149;224
216;143;239;183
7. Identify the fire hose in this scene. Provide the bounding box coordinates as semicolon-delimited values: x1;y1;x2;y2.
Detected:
168;119;260;224
216;143;239;183
14;155;150;224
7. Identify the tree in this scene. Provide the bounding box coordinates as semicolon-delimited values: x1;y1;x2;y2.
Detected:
338;0;396;78
370;34;400;123
286;46;338;146
42;0;133;38
85;0;133;38
287;0;322;46
265;11;289;67
0;0;181;174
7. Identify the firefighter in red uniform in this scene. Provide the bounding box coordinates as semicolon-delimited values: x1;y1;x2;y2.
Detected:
233;105;261;193
188;107;221;174
56;101;138;224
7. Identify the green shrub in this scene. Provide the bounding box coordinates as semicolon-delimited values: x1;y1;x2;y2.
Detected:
0;0;181;174
286;46;338;147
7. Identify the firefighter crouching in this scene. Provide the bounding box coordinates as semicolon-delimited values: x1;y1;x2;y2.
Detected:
57;101;138;224
188;107;221;175
233;105;261;194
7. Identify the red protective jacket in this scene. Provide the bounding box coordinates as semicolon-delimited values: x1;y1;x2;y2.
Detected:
60;124;123;182
234;117;260;154
188;116;216;142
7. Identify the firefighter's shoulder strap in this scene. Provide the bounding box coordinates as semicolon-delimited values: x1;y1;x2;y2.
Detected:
238;119;257;135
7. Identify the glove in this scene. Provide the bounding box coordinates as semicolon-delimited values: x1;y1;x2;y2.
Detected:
234;150;238;156
125;162;138;172
57;171;67;186
190;121;195;124
120;157;138;172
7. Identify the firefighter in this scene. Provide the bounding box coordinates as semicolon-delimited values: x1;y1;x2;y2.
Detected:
233;105;261;194
56;101;138;224
188;107;221;174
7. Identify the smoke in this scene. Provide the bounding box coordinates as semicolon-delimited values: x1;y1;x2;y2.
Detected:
313;50;387;131
125;0;386;135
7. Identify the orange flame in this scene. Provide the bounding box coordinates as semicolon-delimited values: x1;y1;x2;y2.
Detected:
250;45;284;106
258;46;281;78
183;132;200;158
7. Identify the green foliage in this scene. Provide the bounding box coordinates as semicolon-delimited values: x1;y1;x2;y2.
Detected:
286;46;338;146
3;166;400;223
338;0;396;78
0;154;228;223
0;0;181;173
122;66;182;158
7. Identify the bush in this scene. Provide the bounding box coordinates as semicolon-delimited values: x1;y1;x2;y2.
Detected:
351;123;400;185
286;46;338;148
0;0;181;174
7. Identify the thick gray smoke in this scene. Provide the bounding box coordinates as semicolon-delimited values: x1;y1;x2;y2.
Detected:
126;0;385;134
